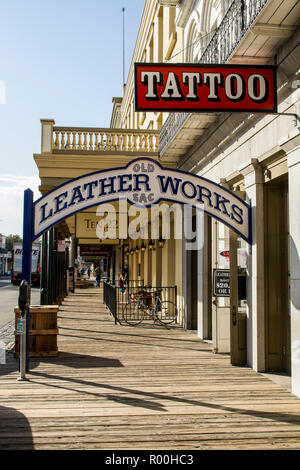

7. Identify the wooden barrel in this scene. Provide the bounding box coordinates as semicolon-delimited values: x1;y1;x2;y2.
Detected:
14;305;59;357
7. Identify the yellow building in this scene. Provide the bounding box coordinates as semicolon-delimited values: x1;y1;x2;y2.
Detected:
34;1;187;322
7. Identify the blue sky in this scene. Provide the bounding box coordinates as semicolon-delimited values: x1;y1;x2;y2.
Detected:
0;0;144;235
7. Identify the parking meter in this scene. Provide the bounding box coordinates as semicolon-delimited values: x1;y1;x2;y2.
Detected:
18;280;31;317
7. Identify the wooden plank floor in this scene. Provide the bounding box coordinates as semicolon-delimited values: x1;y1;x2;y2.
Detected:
1;286;300;450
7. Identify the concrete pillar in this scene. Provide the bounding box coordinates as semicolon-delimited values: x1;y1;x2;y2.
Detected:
144;243;152;285
40;119;55;154
182;239;191;330
40;232;48;305
240;159;265;371
175;238;184;324
151;240;162;287
197;212;210;339
281;131;300;396
162;238;175;287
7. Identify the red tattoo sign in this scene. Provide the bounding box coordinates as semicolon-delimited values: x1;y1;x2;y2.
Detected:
135;63;277;113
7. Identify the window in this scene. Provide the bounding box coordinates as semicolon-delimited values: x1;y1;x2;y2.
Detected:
186;20;200;63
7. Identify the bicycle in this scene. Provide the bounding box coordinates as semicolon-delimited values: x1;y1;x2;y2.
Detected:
121;287;178;328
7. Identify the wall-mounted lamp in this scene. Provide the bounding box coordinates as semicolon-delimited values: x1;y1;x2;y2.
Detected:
141;243;146;252
130;249;135;255
158;237;165;248
135;246;140;254
148;240;155;250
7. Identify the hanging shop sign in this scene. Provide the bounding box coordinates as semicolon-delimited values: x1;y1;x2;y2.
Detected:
213;269;230;297
76;212;118;239
57;240;66;252
134;63;277;113
79;244;113;256
220;250;230;259
219;249;248;268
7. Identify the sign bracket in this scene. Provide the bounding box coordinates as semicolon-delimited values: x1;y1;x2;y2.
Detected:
270;112;300;126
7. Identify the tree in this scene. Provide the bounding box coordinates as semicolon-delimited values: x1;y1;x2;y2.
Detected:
5;234;22;252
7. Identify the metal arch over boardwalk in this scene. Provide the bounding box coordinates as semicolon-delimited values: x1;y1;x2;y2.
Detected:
32;157;251;244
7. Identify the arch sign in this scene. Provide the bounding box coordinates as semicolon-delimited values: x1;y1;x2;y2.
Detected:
31;158;251;244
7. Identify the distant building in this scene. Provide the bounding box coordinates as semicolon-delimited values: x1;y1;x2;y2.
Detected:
0;234;11;275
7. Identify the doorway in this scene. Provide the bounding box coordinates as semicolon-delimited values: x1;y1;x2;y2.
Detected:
264;176;291;373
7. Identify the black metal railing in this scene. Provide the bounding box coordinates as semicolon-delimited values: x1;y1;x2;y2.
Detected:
118;284;177;326
103;280;144;324
159;0;269;157
103;281;178;327
115;280;145;322
103;281;117;323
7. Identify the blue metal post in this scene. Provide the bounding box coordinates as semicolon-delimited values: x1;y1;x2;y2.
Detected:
22;189;34;372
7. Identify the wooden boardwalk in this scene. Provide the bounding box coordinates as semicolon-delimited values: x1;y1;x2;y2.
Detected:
1;286;300;450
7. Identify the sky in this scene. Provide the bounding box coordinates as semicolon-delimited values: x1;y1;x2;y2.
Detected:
0;0;145;236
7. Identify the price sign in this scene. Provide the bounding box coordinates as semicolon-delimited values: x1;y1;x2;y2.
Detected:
213;269;230;297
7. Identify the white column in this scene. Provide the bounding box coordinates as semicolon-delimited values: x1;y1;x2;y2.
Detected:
182;241;191;330
197;211;208;339
281;131;300;397
40;119;55;154
240;159;265;371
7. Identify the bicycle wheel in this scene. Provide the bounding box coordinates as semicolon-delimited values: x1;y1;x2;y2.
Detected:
156;300;178;325
121;301;145;326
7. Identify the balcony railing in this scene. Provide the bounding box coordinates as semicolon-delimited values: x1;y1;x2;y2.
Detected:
53;127;159;153
159;0;269;157
40;120;159;155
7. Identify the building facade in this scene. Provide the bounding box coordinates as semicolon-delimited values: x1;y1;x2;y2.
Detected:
153;0;300;395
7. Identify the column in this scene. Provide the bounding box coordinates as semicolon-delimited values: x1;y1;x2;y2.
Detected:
240;159;265;371
161;238;175;288
40;119;55;154
282;132;300;396
40;232;48;305
53;228;58;303
182;239;191;330
174;238;184;326
197;214;211;339
47;229;54;304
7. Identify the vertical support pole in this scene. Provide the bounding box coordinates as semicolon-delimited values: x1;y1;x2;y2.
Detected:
64;246;68;296
53;228;58;303
48;229;54;304
40;232;48;305
230;228;247;366
230;230;239;365
22;189;33;373
57;235;62;303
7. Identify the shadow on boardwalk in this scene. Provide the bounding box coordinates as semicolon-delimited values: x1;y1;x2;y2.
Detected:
1;286;300;450
0;405;34;450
